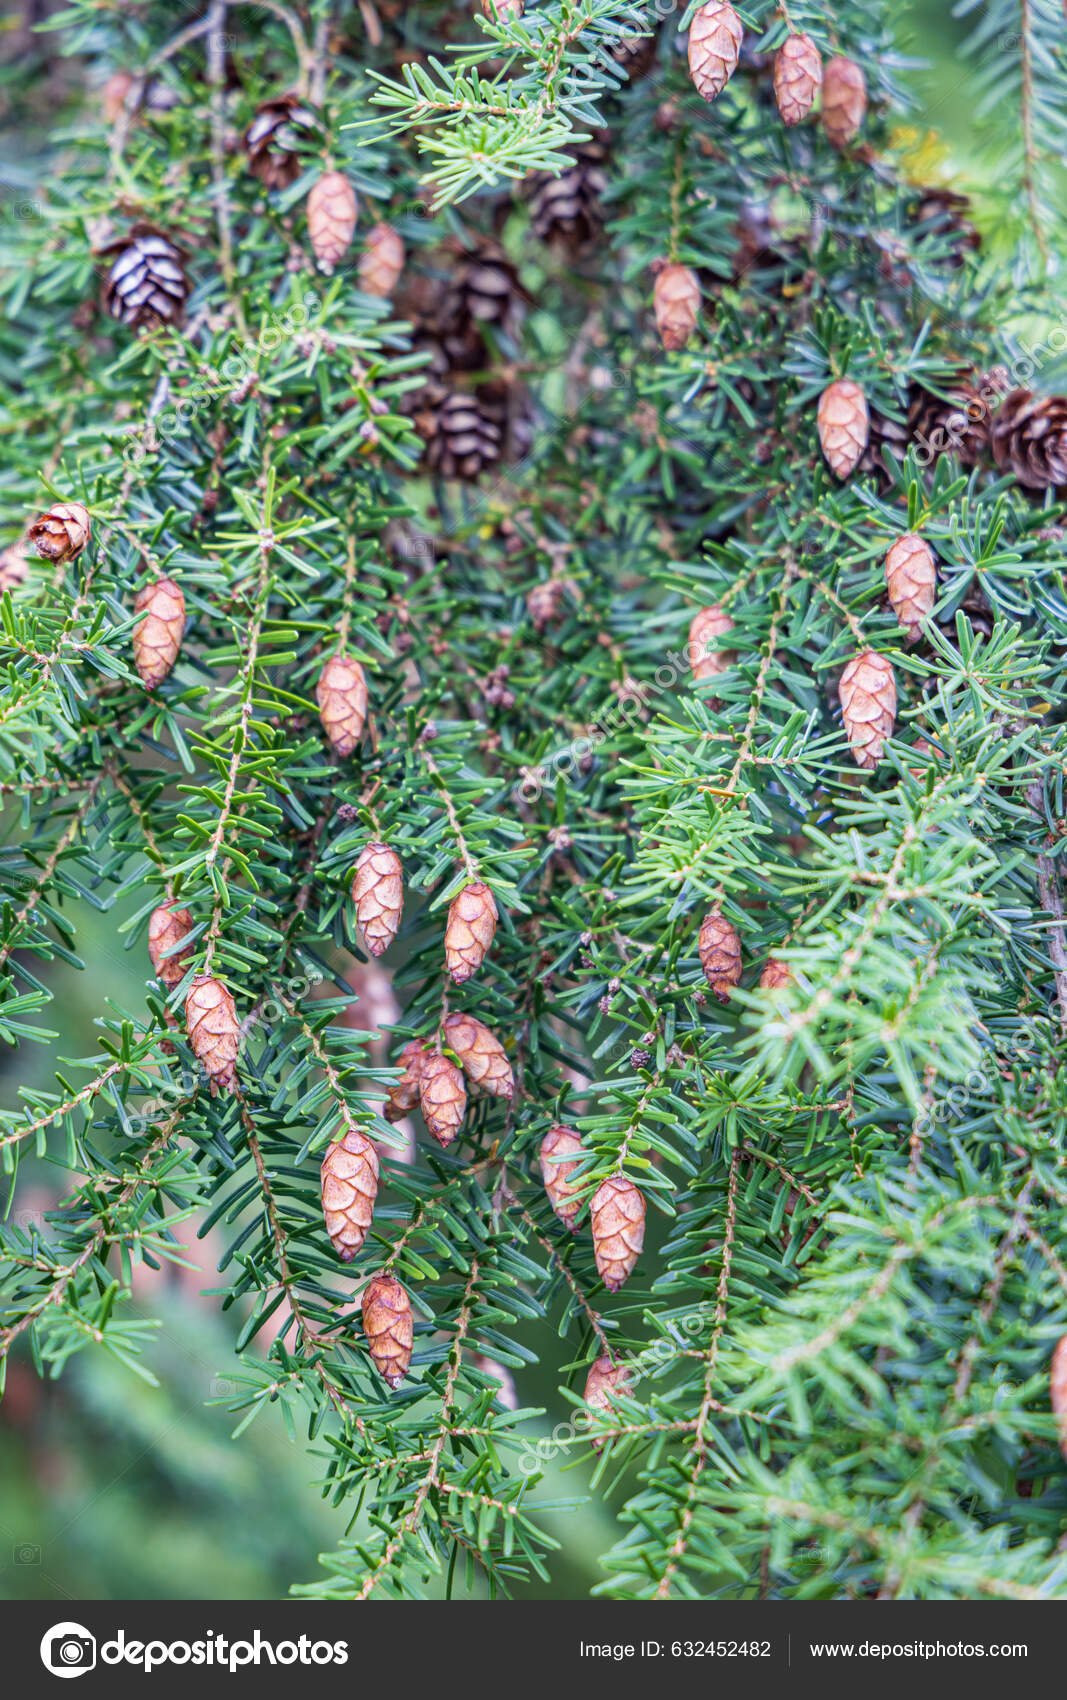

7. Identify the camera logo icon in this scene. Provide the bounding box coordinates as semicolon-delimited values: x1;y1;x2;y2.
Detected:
40;1623;97;1679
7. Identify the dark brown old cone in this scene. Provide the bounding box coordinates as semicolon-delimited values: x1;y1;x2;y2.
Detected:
1051;1335;1067;1461
101;224;189;331
687;2;743;103
316;654;368;756
590;1176;646;1291
244;93;315;189
445;880;498;983
147;904;195;989
653;264;701;352
307;170;358;270
817;378;869;479
913;188;981;268
321;1129;380;1261
28;501;91;564
759;957;792;991
821;56;866;148
909;374;992;469
384;1038;432;1123
540;1125;586;1230
839;651;896;769
584;1355;633;1452
132;576;185;689
773;33;822;126
991;390;1067;489
698;908;742;1000
362;1271;413;1389
885;533;936;638
689;604;734;682
351;842;404;957
528;139;609;252
439;238;528;351
358;223;405;298
420;384;506;480
418;1051;467;1146
442;1011;515;1099
185;974;240;1093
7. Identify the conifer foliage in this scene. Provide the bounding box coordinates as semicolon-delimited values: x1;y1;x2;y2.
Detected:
2;0;1067;1603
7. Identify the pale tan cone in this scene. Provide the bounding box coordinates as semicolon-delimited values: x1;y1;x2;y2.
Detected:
1051;1335;1067;1460
28;501;91;563
590;1176;646;1291
653;264;701;352
687;2;743;103
817;378;869;479
584;1354;633;1452
759;957;792;991
362;1271;413;1388
358;223;405;298
351;842;404;957
384;1037;432;1123
774;32;823;126
821;56;867;148
698;908;742;1000
689;604;734;682
419;1050;467;1146
839;650;897;769
321;1128;380;1261
445;880;498;983
133;576;186;689
442;1011;515;1099
885;533;937;639
316;654;368;756
147;904;195;989
307;171;358;270
540;1125;587;1229
185;974;240;1092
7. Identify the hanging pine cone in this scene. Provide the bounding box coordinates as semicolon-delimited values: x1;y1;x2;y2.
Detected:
590;1176;646;1291
438;237;528;348
687;2;743;103
419;383;506;480
442;1011;515;1099
759;957;792;991
321;1129;380;1261
362;1271;413;1388
132;576;185;689
101;224;189;331
990;390;1067;489
884;533;936;639
244;93;315;189
912;187;981;268
839;651;896;769
418;1051;467;1146
689;604;734;682
817;378;869;479
698;908;742;1000
148;904;195;989
185;974;240;1093
1051;1335;1067;1461
908;374;991;468
28;501;91;564
528;139;609;253
316;654;368;756
540;1125;586;1229
821;56;866;148
358;223;405;298
445;880;498;983
773;33;822;126
307;170;358;270
584;1355;633;1452
351;842;404;957
384;1037;432;1123
653;264;701;352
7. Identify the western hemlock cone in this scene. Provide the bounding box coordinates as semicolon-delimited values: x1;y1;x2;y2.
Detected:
307;171;358;270
362;1271;412;1389
584;1355;632;1451
885;533;937;638
444;880;498;983
909;375;991;468
101;224;189;330
821;56;867;147
420;384;506;480
528;140;608;251
526;579;566;631
590;1176;646;1291
321;1129;380;1261
817;378;869;479
687;2;743;104
316;654;368;755
759;957;792;990
540;1125;586;1229
1051;1336;1067;1462
990;390;1067;489
358;223;404;298
913;187;981;266
351;842;404;957
442;1011;515;1099
384;1038;431;1123
244;94;314;189
418;1050;467;1146
439;237;528;345
653;264;701;352
184;974;240;1093
698;908;742;1000
147;904;195;988
839;650;897;769
689;603;734;681
774;33;823;126
28;500;91;564
132;576;185;689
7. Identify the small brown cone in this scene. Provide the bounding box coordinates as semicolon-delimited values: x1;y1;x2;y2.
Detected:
1051;1335;1067;1461
358;223;405;298
698;909;742;1001
419;1051;467;1146
990;389;1067;489
384;1038;431;1123
759;957;792;991
362;1271;413;1389
885;533;936;639
132;576;185;689
444;881;498;984
817;378;869;479
584;1354;633;1452
774;32;823;125
526;579;566;631
540;1125;586;1230
316;654;368;756
839;650;896;770
185;974;240;1093
28;501;91;564
653;264;701;352
321;1129;380;1261
307;171;357;270
687;2;743;103
351;842;403;957
689;604;734;682
821;56;867;148
442;1011;515;1099
147;904;195;989
590;1176;646;1292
